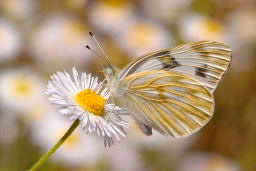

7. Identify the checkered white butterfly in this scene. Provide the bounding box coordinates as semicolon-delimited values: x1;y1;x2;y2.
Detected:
89;33;232;138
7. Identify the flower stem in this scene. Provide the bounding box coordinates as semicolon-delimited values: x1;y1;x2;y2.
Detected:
29;119;80;171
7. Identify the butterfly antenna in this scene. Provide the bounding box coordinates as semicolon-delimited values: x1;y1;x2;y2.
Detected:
89;32;111;64
85;45;110;64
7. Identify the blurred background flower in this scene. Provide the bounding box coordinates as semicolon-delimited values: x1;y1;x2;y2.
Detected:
30;113;104;167
88;0;136;36
0;0;37;20
140;0;192;24
114;19;173;57
225;6;256;71
178;13;226;42
177;153;240;171
0;0;255;170
0;18;21;63
29;15;92;71
0;69;45;114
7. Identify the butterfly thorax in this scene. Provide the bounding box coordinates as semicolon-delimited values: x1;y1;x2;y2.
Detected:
103;65;125;98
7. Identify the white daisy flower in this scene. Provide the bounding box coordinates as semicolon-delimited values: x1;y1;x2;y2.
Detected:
106;142;144;171
29;15;92;71
128;120;195;152
22;99;55;126
225;7;256;71
115;19;173;57
179;13;226;42
0;0;37;20
141;0;192;24
46;68;129;146
0;18;21;63
0;69;45;114
30;113;104;166
178;152;240;171
88;0;136;35
118;118;196;163
226;6;256;43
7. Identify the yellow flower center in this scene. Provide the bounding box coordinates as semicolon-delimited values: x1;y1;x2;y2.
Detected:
11;79;32;97
128;23;155;47
103;0;128;7
74;89;106;116
63;21;86;43
202;19;223;38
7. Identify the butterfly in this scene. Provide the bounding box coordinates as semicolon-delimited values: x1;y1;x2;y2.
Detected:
88;35;232;138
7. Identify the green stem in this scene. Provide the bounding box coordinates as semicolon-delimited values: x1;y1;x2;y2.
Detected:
29;119;80;171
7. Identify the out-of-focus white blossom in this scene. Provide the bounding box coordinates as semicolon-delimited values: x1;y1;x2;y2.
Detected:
125;119;196;160
225;7;256;71
106;142;144;171
179;13;226;42
29;15;92;70
226;7;256;43
0;69;45;114
141;0;192;23
30;113;104;166
0;18;21;63
115;20;173;57
178;153;240;171
88;1;136;35
0;0;37;19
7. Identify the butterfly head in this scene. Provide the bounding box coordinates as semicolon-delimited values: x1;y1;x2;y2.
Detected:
103;65;121;94
103;65;115;77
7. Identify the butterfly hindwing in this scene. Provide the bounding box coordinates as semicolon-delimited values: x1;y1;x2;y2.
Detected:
117;70;214;138
118;41;232;93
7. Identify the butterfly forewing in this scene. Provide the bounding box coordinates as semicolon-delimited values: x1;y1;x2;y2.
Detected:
117;70;214;138
118;41;232;93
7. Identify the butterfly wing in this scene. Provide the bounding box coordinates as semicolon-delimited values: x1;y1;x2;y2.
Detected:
115;70;214;138
118;41;232;93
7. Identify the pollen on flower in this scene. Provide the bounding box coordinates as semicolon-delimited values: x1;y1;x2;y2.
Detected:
74;89;106;116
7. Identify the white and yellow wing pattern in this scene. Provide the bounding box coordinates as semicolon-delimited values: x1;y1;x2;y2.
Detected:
117;70;214;138
118;41;232;93
112;41;231;137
